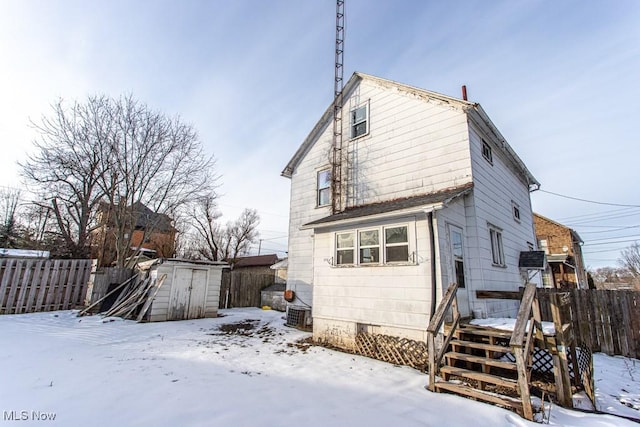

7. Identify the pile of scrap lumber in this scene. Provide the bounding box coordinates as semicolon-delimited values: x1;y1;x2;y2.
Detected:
79;273;167;322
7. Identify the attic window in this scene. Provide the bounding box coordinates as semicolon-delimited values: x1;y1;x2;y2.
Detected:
482;139;493;164
350;104;368;139
512;201;521;222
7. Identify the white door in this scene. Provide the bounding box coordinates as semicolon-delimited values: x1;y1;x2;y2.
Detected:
168;268;208;320
187;269;208;319
448;225;470;317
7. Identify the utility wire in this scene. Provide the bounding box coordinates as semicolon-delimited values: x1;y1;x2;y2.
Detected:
538;189;640;207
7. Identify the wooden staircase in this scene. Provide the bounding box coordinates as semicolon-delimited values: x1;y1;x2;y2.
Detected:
427;283;544;420
434;324;524;415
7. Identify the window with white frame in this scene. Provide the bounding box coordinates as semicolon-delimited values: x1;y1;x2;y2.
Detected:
317;169;331;207
489;225;505;266
334;224;411;266
512;201;521;222
482;139;493;164
359;229;380;264
384;226;409;263
336;232;355;265
350;104;368;139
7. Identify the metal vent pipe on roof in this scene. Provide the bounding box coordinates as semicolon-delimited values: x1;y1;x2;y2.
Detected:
461;85;468;101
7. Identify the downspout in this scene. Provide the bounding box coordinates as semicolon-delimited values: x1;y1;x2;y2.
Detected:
428;210;438;317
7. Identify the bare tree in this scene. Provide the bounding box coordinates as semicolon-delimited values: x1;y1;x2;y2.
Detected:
187;197;260;261
619;242;640;278
0;188;22;248
21;97;111;258
22;95;217;266
227;208;260;259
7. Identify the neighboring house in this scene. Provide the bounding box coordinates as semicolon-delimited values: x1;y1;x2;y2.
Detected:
281;72;540;348
228;254;280;275
92;202;177;266
533;213;588;289
270;257;288;284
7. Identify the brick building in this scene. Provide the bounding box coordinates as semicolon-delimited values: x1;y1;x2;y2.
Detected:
533;213;587;289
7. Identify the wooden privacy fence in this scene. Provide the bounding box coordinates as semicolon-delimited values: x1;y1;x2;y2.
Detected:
219;270;275;309
85;267;135;312
537;288;640;359
0;258;95;314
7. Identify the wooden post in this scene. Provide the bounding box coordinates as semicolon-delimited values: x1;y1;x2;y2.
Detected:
514;348;533;420
550;293;573;408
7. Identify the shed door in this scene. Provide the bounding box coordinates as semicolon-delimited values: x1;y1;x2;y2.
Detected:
168;268;208;320
187;269;207;318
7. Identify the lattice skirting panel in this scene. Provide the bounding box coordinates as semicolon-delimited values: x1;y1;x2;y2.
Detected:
503;344;594;381
354;333;428;371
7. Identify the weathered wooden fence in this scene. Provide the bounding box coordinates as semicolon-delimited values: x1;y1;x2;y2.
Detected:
219;270;275;309
537;288;640;359
0;258;95;314
85;267;135;313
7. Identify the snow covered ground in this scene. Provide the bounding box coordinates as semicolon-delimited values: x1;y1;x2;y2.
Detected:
0;308;637;427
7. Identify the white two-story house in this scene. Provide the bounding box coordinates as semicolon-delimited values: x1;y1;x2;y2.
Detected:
281;72;539;349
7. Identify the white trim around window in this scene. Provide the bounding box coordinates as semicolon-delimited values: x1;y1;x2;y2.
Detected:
334;223;413;266
317;169;331;207
350;101;369;139
488;224;505;267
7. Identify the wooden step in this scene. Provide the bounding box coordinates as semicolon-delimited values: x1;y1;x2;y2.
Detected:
439;366;519;390
433;381;524;412
449;339;510;353
444;352;518;371
456;326;512;340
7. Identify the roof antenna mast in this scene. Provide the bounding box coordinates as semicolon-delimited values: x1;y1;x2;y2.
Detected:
331;0;345;214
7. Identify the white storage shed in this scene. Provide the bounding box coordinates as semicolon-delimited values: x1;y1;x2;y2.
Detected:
139;258;227;322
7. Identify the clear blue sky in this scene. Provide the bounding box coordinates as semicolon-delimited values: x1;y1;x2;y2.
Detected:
1;0;639;267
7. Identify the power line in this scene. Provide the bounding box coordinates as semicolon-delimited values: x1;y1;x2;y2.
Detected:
585;233;640;243
557;206;639;222
538;189;640;208
567;211;640;226
583;238;640;247
580;225;640;234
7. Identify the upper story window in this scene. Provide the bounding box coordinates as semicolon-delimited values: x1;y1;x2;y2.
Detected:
482;139;493;164
350;104;368;139
512;201;521;222
317;169;331;207
489;224;505;267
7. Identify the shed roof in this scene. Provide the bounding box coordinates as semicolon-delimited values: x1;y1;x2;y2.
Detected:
303;183;473;229
231;254;280;268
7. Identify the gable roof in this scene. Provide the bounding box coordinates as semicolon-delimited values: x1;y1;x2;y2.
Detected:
303;183;473;229
533;213;583;244
231;254;280;268
281;72;539;188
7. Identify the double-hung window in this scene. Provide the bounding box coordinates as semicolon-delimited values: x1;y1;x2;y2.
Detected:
350;104;368;139
359;229;380;264
317;169;331;207
336;232;355;265
489;225;505;266
384;226;409;263
334;224;411;266
482;139;493;164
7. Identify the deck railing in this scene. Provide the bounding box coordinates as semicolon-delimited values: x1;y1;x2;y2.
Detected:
426;282;459;391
